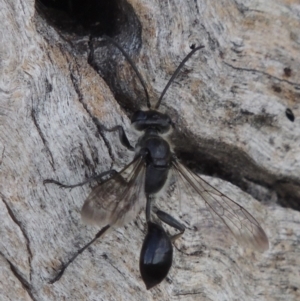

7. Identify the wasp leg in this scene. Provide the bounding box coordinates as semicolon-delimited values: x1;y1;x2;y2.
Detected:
49;225;110;284
92;117;134;151
44;169;117;188
154;209;185;242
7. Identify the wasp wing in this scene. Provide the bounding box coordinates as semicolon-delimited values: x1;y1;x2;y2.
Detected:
172;160;269;252
81;156;146;228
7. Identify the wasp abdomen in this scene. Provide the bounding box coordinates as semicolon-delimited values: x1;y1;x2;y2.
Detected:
139;222;173;290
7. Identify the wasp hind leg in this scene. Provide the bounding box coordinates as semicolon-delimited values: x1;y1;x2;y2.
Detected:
154;208;185;242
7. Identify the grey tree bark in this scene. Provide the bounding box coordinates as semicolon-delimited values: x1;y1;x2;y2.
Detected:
0;0;300;300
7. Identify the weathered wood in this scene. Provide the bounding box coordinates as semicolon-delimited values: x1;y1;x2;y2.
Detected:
1;0;300;300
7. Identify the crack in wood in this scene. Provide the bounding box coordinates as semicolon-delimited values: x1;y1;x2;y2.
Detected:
31;108;55;170
1;196;33;281
68;62;116;170
223;62;300;88
0;251;36;301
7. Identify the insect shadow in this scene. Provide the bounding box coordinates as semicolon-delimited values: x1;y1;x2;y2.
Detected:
44;36;269;289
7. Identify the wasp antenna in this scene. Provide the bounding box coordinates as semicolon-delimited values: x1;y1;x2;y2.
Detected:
103;35;151;109
155;45;205;109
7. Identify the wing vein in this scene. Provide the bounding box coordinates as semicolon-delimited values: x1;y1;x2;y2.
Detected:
172;160;269;252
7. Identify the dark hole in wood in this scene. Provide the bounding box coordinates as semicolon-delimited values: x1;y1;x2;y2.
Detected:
283;67;292;77
36;0;125;36
285;108;295;122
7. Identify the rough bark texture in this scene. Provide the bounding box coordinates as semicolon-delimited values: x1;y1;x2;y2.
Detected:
1;0;300;300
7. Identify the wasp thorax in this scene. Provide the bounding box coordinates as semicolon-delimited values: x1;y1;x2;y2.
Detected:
131;110;172;133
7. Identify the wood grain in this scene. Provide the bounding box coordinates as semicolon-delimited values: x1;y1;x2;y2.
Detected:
0;0;299;300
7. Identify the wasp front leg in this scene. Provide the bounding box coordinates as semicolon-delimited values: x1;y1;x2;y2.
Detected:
92;117;134;151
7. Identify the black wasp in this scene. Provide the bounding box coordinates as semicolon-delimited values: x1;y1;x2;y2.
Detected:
45;36;269;289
